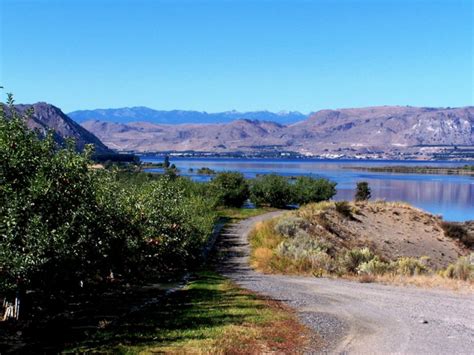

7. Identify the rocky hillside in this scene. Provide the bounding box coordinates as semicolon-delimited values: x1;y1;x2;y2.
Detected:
69;107;307;125
287;106;473;148
82;106;474;158
10;103;112;154
81;119;285;152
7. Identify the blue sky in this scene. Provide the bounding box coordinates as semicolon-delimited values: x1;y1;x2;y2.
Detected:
0;0;472;113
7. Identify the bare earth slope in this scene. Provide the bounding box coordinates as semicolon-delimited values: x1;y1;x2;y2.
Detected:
81;119;284;152
8;103;112;154
82;106;474;158
297;201;468;269
217;212;474;353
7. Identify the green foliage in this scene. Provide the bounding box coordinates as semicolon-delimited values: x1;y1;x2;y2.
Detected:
391;257;430;276
276;231;332;258
117;177;216;272
249;175;337;209
249;174;292;208
355;181;371;201
0;98;102;294
357;257;391;275
217;207;274;220
197;167;216;175
210;172;249;207
276;230;335;273
164;165;179;179
340;248;375;273
0;96;216;300
292;176;336;205
163;155;170;168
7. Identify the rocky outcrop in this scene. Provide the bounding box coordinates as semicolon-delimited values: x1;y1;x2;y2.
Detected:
10;102;112;154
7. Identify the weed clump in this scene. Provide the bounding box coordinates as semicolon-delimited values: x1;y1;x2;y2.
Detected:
340;248;375;273
335;201;352;218
274;215;309;238
392;257;430;276
443;254;473;281
276;231;331;257
357;257;391;276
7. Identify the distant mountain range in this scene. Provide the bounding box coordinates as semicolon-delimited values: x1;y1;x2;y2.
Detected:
81;106;474;159
8;102;474;160
9;103;112;154
68;107;308;125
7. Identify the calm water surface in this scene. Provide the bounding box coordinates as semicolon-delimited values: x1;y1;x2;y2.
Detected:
143;157;474;222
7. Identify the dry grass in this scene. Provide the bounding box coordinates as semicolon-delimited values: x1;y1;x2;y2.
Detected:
249;201;474;292
252;247;275;271
369;274;474;293
249;218;321;275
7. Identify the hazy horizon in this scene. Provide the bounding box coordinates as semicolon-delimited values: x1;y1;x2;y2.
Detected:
66;103;473;115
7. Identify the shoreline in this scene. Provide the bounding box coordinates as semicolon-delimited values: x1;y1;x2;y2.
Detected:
346;165;474;176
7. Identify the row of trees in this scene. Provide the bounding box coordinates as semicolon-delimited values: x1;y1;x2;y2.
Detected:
209;172;337;208
0;97;217;308
0;93;363;318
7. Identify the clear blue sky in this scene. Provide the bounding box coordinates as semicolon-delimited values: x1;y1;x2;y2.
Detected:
0;0;472;113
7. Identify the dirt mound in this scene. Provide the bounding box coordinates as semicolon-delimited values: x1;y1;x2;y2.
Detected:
296;201;469;269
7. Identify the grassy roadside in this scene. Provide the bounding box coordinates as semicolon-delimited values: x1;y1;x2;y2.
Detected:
67;271;312;354
65;208;314;353
217;206;277;220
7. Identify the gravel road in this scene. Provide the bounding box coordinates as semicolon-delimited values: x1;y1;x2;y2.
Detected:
217;211;474;353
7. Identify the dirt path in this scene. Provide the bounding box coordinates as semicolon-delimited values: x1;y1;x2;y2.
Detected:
217;212;474;353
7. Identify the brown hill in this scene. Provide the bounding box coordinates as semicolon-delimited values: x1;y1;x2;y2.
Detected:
9;103;112;154
82;119;284;152
286;106;473;150
82;106;474;158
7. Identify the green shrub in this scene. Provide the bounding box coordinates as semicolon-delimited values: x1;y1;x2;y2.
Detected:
276;231;331;258
274;215;309;238
276;231;335;273
0;96;217;304
197;167;216;175
357;257;391;275
355;181;371;201
391;257;430;276
210;172;249;207
250;174;293;208
292;176;337;205
307;251;336;274
443;254;473;281
340;248;375;273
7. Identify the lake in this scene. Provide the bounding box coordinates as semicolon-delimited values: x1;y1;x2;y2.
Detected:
142;157;474;222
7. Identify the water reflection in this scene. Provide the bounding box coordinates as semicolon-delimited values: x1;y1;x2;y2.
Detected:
143;157;474;221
